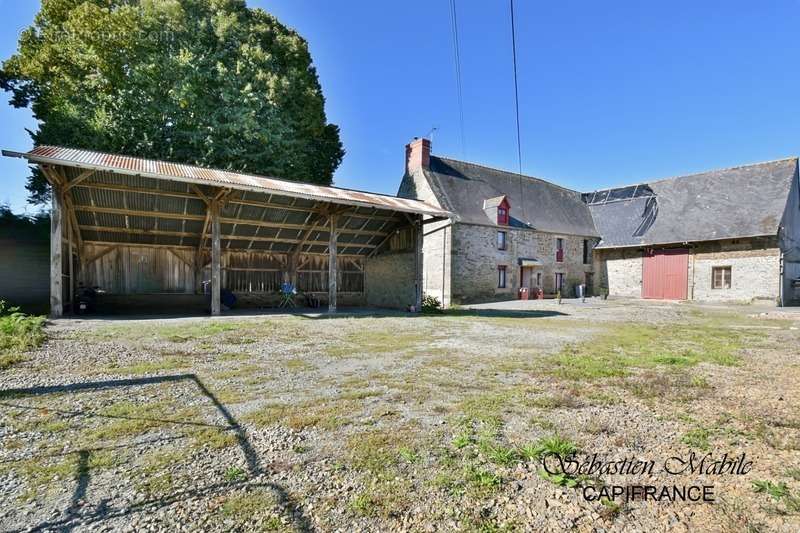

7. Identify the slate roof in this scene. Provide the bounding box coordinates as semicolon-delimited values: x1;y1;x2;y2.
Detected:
588;158;799;249
422;156;600;236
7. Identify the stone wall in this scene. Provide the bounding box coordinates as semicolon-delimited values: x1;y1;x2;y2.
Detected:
365;251;416;309
450;223;597;303
594;248;643;298
595;239;782;302
690;241;780;302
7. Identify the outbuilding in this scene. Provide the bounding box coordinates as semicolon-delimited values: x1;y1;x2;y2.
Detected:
3;146;452;316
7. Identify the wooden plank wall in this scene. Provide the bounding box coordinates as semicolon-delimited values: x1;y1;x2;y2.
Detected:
82;244;365;295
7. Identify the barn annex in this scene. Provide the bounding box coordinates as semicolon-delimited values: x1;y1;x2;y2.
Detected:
397;138;800;306
3;146;452;317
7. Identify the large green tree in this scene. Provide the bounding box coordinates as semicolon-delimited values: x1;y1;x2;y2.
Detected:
1;0;344;204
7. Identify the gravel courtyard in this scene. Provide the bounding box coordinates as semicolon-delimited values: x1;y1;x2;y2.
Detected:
1;299;799;532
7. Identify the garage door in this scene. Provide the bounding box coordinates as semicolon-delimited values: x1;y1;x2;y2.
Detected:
642;248;688;299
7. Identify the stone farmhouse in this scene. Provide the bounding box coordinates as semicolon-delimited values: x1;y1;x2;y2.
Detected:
397;138;800;306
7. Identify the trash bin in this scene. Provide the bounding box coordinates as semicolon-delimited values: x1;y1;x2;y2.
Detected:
536;288;544;300
519;287;529;300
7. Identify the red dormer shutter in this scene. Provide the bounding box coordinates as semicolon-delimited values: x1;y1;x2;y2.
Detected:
497;198;510;225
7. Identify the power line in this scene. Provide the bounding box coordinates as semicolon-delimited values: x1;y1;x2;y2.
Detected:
509;0;523;176
449;0;466;157
509;0;526;223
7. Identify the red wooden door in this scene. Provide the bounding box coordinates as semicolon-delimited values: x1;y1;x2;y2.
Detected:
642;248;688;299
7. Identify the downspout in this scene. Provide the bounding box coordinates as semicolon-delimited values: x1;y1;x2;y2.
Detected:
779;250;784;308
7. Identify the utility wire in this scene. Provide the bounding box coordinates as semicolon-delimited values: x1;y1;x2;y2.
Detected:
509;0;523;176
509;0;526;222
449;0;466;158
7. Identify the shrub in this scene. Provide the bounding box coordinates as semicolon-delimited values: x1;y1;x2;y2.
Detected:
421;294;443;314
0;300;46;370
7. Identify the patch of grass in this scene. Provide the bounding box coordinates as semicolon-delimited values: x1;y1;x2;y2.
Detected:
398;447;420;464
244;397;357;431
191;427;238;450
212;364;264;380
681;427;711;450
463;464;502;495
220;488;278;517
218;351;252;362
350;492;377;516
483;443;520;466
0;301;45;370
348;430;401;475
544;322;748;381
325;325;428;358
103;357;187;375
82;401;175;442
529;391;581;409
785;467;800;481
0;353;26;370
9;449;121;489
752;480;789;500
519;434;578;462
284;358;315;372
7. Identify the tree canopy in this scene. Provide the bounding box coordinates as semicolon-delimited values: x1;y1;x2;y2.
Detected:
1;0;344;204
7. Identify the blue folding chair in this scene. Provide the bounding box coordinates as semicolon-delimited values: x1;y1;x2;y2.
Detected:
279;282;297;308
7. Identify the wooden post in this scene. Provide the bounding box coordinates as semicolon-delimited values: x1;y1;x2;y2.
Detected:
50;184;64;317
415;215;423;312
68;223;74;314
211;200;221;316
328;214;338;313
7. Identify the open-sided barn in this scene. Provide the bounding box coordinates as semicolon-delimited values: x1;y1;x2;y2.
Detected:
3;146;453;316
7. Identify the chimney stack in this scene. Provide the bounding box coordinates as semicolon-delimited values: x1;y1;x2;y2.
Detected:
405;137;431;174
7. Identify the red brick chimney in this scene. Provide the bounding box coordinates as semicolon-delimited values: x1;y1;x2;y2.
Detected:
405;137;431;174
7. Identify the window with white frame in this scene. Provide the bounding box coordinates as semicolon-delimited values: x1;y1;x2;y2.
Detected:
712;266;731;289
498;266;507;288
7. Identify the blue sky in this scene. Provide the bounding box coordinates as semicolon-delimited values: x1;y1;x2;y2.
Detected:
1;0;799;214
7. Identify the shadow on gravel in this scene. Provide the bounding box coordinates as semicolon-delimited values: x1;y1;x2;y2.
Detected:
1;374;315;533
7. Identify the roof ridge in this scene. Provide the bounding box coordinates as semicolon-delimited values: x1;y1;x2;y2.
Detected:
430;154;582;196
587;156;799;193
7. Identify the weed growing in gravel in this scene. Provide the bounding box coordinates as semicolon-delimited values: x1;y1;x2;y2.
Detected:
752;480;800;513
681;427;711;450
0;301;45;370
518;434;578;462
225;467;247;482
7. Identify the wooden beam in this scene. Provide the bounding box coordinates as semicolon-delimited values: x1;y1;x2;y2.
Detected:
67;211;74;313
76;239;366;257
50;183;64;317
70;206;392;237
211;199;222;316
63;169;95;192
189;184;211;205
84;245;118;265
328;213;338;313
74;225;379;247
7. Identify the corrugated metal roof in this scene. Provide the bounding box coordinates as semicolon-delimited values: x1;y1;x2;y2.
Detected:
4;145;453;219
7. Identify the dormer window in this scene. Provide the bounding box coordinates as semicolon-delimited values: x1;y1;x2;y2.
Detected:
497;206;509;225
483;195;510;226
